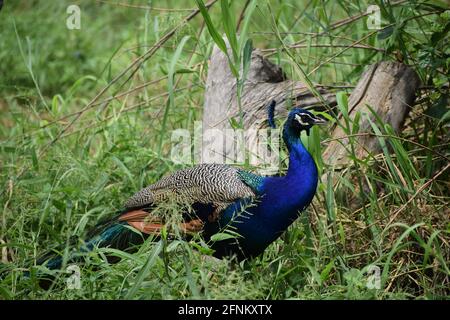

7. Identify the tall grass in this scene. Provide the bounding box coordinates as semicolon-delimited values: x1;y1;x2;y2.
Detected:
0;0;448;299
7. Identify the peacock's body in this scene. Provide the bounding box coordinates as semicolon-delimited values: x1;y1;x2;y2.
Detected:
38;106;326;270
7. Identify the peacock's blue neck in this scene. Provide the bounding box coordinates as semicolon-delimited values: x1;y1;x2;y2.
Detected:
259;125;318;229
214;123;320;258
285;138;315;177
282;124;317;178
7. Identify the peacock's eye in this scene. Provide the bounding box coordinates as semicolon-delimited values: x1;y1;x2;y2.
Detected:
295;113;309;126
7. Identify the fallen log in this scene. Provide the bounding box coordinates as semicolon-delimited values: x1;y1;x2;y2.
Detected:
322;61;421;168
201;44;420;177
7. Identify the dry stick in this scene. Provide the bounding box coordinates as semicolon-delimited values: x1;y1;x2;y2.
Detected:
350;192;393;217
349;162;450;237
236;0;251;31
62;58;203;142
121;11;211;106
1;57;199;145
322;132;450;163
102;2;216;119
295;43;384;51
1;179;13;263
0;76;169;145
48;0;218;149
262;43;385;52
11;54;208;141
120;44;203;57
41;76;168;129
205;3;415;131
262;10;371;58
385;162;450;229
267;7;333;113
386;263;441;293
59;86;196;140
96;0;195;11
2;0;219;197
307;30;379;76
140;20;206;140
384;258;405;292
262;1;399;58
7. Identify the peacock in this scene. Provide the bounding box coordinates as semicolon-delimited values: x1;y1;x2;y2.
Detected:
36;103;326;271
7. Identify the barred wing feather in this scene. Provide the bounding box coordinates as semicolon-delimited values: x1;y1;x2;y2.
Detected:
124;163;257;210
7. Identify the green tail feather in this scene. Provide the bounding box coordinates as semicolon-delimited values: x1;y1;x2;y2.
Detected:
38;219;146;270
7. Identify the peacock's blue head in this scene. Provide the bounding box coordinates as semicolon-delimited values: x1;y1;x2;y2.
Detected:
267;101;326;136
284;108;327;137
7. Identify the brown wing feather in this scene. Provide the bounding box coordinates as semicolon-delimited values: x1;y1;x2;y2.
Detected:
119;209;203;235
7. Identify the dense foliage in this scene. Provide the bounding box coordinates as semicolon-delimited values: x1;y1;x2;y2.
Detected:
0;0;448;299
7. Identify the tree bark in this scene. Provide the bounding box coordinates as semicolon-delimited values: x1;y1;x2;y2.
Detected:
201;44;420;174
322;61;421;168
201;45;336;168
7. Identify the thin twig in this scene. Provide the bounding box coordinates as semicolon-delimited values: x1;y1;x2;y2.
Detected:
1;0;219;198
262;43;385;53
42;76;168;128
236;0;251;31
307;30;380;76
262;0;407;58
386;162;450;228
59;85;197;140
346;162;450;237
139;20;207;140
48;0;218;149
96;0;195;11
321;132;450;163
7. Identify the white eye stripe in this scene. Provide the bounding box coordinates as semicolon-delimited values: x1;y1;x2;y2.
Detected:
295;114;309;126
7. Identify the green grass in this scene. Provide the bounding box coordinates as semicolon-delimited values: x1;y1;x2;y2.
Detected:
0;0;449;299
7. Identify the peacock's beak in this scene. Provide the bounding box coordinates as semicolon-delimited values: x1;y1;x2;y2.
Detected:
311;116;327;125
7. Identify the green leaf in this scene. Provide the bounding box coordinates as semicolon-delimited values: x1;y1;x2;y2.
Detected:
190;240;215;255
221;0;238;62
195;0;227;54
366;115;401;187
320;258;335;282
242;38;253;81
51;94;63;115
237;0;258;50
125;241;163;299
381;223;424;288
325;173;335;222
1;145;17;153
229;117;240;129
30;146;39;170
336;91;349;119
159;35;190;155
174;68;195;74
425;94;449;120
111;156;135;188
315;111;335;122
431;21;450;43
336;91;350;133
377;26;394;40
439;110;450;125
166;240;183;252
352;111;361;134
0;286;13;299
210;232;238;242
